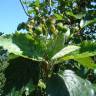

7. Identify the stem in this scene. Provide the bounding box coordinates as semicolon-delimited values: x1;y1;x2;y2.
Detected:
19;0;32;18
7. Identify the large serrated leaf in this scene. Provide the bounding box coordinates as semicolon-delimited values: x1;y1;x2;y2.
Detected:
61;52;96;60
46;70;95;96
0;36;22;55
57;52;96;69
51;45;80;60
75;57;96;69
56;41;96;68
12;32;46;61
47;34;65;59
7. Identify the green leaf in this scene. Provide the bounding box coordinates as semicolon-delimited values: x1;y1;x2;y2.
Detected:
46;73;70;96
82;18;96;29
51;45;80;60
66;11;86;19
58;51;96;69
12;32;46;61
75;57;96;69
61;70;95;96
35;0;40;7
61;52;96;60
47;34;65;59
53;41;96;68
54;14;63;20
0;36;22;55
27;9;34;15
0;33;47;61
46;70;95;96
17;22;27;31
80;41;96;53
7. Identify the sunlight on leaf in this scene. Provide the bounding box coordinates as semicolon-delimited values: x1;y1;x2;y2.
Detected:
47;70;95;96
51;45;80;60
0;36;22;55
75;57;96;69
58;52;96;69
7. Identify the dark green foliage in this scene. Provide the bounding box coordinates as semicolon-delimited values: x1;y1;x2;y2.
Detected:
3;57;40;95
80;41;96;52
46;74;70;96
0;47;9;94
17;22;27;31
0;73;6;94
0;32;4;36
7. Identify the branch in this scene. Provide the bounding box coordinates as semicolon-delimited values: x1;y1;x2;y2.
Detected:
19;0;32;18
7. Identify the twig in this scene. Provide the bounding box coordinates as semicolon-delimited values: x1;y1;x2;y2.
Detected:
19;0;32;18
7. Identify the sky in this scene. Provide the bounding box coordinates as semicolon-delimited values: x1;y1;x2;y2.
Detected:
0;0;27;34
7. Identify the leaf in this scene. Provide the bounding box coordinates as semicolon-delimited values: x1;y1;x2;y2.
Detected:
17;22;27;31
62;70;95;96
46;73;70;96
66;11;86;19
53;41;96;68
12;32;46;61
57;51;96;69
38;79;46;89
46;70;95;96
0;36;22;55
75;57;96;69
80;41;96;53
54;13;63;20
82;18;96;28
47;34;65;59
0;33;47;61
51;45;80;60
61;52;96;60
35;0;40;7
27;9;34;14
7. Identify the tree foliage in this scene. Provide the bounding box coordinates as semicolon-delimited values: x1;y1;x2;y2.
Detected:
0;0;96;95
